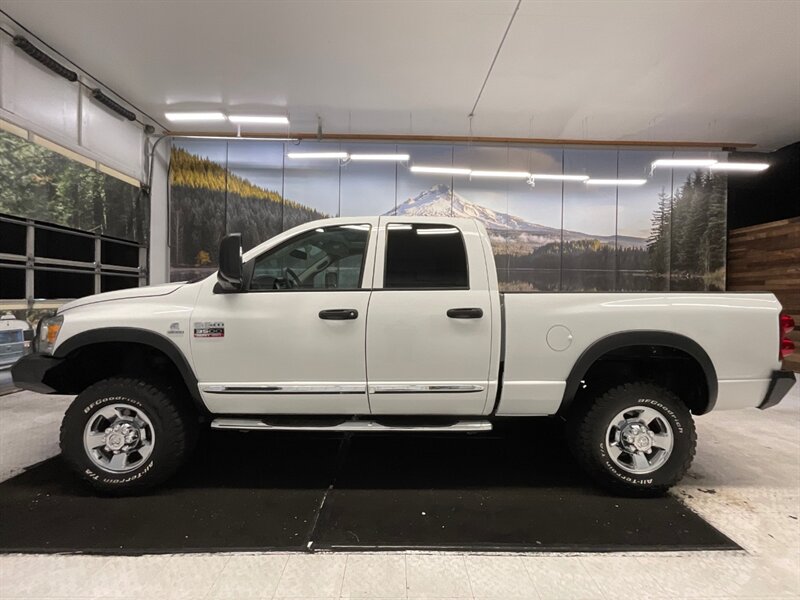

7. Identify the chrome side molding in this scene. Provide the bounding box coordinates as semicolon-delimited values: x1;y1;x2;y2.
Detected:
201;383;485;395
369;384;485;394
202;384;367;395
210;418;493;433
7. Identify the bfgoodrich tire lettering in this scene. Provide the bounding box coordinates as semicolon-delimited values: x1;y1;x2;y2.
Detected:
60;378;194;495
569;382;696;497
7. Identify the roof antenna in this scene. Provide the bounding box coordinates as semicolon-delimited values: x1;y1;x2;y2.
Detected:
316;114;323;141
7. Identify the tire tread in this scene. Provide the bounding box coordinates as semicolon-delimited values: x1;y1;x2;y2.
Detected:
60;377;194;495
570;382;696;497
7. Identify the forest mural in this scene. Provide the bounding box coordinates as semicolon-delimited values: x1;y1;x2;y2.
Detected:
0;130;146;243
169;140;726;291
170;147;326;278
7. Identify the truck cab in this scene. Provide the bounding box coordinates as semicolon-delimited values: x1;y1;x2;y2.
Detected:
193;217;500;417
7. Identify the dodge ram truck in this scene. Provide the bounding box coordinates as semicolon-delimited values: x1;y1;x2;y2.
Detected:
12;217;797;496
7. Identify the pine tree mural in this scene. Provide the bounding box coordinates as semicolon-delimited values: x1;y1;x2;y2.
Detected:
647;170;727;291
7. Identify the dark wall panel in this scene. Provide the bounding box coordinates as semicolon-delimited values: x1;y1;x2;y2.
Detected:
728;142;800;229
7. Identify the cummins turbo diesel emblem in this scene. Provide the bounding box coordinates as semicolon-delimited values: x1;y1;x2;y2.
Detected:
193;321;224;338
166;322;184;335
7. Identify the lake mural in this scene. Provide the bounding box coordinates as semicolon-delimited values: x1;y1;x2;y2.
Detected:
169;140;726;291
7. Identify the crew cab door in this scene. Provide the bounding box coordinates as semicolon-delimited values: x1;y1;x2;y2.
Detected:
190;220;376;414
366;218;494;415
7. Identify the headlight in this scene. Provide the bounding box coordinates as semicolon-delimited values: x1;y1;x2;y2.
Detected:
37;315;63;355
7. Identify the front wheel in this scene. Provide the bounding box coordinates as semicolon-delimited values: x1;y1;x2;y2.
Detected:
60;377;195;495
568;382;696;497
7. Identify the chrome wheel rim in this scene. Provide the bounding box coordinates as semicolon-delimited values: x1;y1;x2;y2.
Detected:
83;403;155;473
605;405;673;475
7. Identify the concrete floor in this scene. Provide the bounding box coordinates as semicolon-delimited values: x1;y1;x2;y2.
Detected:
0;378;798;599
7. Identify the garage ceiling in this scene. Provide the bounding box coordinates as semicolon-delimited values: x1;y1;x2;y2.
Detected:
2;0;799;149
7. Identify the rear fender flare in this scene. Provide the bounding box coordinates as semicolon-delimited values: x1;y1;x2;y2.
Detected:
559;331;718;415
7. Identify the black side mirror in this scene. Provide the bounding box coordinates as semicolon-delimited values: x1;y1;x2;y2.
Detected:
217;233;243;292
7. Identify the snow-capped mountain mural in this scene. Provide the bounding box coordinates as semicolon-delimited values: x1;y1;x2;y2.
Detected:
389;184;647;249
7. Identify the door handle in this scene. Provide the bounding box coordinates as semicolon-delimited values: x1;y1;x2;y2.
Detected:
319;309;359;320
447;307;483;319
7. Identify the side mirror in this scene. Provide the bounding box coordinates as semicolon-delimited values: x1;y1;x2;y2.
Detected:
217;233;243;292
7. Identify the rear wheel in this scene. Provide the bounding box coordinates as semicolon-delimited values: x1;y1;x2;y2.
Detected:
60;377;195;495
569;382;696;497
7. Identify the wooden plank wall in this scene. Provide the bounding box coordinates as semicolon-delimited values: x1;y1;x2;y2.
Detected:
727;216;800;371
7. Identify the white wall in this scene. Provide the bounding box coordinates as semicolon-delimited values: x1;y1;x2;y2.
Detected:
148;137;171;284
0;30;145;181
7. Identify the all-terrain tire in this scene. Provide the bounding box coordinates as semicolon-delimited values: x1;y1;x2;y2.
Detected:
60;377;195;495
568;382;696;497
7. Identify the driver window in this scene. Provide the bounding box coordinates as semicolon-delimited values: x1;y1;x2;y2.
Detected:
249;224;370;291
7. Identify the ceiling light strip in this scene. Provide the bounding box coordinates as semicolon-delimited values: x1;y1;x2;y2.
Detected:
470;170;530;178
165;112;227;122
287;152;348;159
709;162;769;172
586;179;647;186
531;174;589;181
651;159;718;168
410;165;472;175
228;115;289;124
349;154;410;161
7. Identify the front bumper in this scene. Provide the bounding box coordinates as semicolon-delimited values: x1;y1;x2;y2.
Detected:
10;353;63;394
758;370;796;410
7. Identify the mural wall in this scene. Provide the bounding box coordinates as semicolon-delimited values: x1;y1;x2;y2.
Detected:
169;140;727;291
0;131;147;243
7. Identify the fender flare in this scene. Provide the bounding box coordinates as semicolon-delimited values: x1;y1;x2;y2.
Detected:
559;331;718;415
54;327;206;412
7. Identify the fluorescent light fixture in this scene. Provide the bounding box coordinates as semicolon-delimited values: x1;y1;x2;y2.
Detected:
531;173;590;181
710;162;769;172
349;153;410;161
228;115;289;125
287;152;348;159
586;179;647;186
417;227;459;235
164;111;226;122
410;165;471;175
470;170;530;179
651;158;718;168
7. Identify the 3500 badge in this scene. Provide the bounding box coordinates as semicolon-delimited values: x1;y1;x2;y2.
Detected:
193;321;224;338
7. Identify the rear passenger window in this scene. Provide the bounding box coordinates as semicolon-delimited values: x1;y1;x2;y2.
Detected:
384;224;468;289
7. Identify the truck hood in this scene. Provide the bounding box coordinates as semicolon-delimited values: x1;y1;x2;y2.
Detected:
58;282;185;313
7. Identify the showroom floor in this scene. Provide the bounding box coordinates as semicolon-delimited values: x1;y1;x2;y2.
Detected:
0;377;797;599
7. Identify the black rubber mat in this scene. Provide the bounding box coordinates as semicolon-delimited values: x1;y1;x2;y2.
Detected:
0;433;342;554
0;420;738;554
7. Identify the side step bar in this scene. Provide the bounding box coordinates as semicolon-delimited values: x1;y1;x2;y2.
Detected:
210;418;492;433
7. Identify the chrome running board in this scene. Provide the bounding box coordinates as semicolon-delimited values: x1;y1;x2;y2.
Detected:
210;417;492;433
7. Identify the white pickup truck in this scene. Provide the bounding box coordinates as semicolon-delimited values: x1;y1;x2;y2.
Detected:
12;217;796;496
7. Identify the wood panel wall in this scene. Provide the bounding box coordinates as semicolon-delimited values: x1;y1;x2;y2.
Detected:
727;216;800;371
